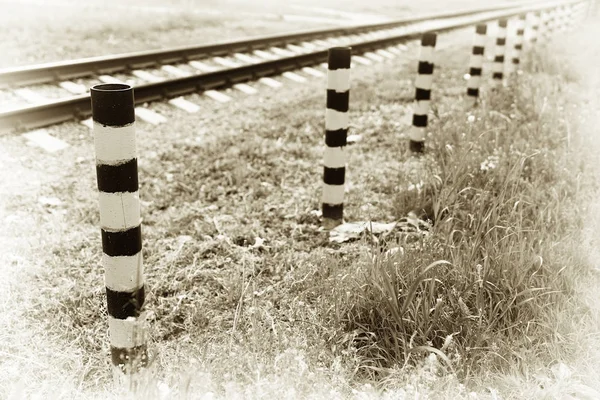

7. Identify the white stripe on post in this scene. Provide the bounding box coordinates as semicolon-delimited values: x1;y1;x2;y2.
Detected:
103;254;144;292
90;83;147;374
98;192;142;231
466;24;487;105
410;32;436;153
322;47;350;228
93;123;137;164
108;317;147;349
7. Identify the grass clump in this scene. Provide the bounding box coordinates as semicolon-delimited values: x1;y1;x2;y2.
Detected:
329;47;599;384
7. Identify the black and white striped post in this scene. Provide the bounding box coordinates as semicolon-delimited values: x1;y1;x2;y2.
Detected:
529;12;540;44
466;24;487;106
557;5;567;32
538;10;549;42
410;32;437;153
547;7;559;38
322;47;351;228
492;19;508;83
90;83;147;376
510;15;526;74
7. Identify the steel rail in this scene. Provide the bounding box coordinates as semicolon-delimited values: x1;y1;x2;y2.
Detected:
0;0;569;88
0;0;586;135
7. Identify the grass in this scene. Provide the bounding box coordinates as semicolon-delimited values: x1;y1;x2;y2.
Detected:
2;19;600;400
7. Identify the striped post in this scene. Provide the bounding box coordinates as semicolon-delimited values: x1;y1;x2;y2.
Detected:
538;10;549;42
547;7;559;37
323;47;351;228
91;83;147;375
566;4;574;31
510;15;526;74
529;12;540;44
492;19;508;82
557;6;567;32
410;32;437;153
466;24;487;105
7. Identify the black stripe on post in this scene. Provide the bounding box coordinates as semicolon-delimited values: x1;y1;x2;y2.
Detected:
101;226;142;257
496;38;506;46
476;24;487;34
467;88;479;97
409;140;425;153
91;84;135;126
96;159;139;193
325;129;348;147
413;114;428;127
322;204;343;221
323;167;345;185
418;61;434;75
106;286;146;320
473;46;484;55
494;55;505;63
422;32;437;47
415;88;431;101
326;90;350;112
328;47;351;70
469;67;482;76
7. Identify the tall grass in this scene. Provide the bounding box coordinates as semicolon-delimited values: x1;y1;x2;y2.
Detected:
329;47;597;383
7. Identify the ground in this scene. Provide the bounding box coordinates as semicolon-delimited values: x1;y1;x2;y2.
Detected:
1;2;600;400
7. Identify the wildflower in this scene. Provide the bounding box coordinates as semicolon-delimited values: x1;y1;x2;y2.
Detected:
480;154;500;171
407;181;424;192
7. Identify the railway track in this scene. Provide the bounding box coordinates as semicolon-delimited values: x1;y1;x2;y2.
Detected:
0;0;587;135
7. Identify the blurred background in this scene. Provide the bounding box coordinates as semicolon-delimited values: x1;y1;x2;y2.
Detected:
0;0;524;67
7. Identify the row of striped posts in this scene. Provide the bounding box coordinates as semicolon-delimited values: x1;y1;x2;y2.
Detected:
90;0;590;381
325;2;588;222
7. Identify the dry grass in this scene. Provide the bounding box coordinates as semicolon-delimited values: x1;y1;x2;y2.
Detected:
1;17;600;400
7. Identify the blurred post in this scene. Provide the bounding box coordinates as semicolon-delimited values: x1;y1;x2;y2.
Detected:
492;19;508;84
90;83;147;381
529;12;540;44
510;15;526;74
322;47;351;229
466;24;487;106
409;32;437;153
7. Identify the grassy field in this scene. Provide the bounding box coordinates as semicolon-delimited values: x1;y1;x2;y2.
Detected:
2;9;600;400
0;0;522;68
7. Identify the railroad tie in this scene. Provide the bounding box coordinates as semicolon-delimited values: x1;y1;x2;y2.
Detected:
322;47;351;229
90;83;147;374
466;24;487;106
492;19;508;82
510;15;526;74
409;32;437;154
